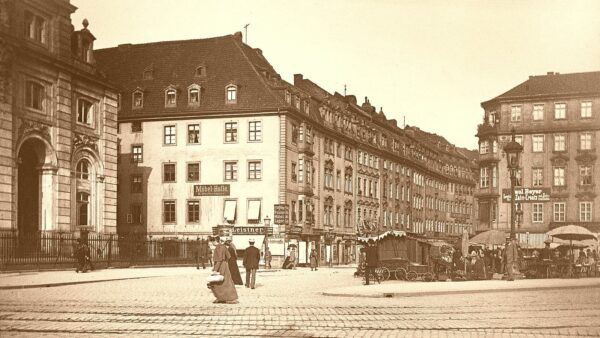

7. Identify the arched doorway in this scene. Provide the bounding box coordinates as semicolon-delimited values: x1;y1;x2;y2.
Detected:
17;138;45;251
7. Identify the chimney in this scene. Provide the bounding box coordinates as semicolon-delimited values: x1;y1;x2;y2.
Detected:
546;71;555;75
254;48;262;56
233;31;243;41
293;73;303;85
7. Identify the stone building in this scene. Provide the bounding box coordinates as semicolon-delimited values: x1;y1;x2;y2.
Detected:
476;71;600;245
0;0;118;249
96;32;476;265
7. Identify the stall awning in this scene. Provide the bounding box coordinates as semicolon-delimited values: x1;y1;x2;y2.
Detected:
232;235;265;251
248;200;261;221
358;230;407;243
224;200;237;222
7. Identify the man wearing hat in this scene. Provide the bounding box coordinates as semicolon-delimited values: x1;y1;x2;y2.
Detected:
243;238;261;289
504;237;519;281
540;240;552;261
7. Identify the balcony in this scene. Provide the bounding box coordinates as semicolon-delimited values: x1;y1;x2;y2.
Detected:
478;152;500;164
299;183;314;196
298;140;314;156
575;148;597;163
476;123;498;138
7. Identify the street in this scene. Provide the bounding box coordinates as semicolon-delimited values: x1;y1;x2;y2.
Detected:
1;267;600;337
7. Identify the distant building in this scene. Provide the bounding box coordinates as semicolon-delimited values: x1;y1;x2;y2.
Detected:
0;0;118;247
97;32;477;265
476;71;600;245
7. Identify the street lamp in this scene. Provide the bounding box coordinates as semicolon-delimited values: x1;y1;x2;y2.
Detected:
503;129;523;240
263;215;271;255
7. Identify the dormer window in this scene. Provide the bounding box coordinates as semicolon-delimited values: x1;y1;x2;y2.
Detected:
226;85;237;104
24;11;47;45
143;68;153;80
294;96;301;109
285;91;291;104
303;101;310;114
165;88;177;107
188;85;201;106
77;98;94;126
195;66;206;77
132;90;143;109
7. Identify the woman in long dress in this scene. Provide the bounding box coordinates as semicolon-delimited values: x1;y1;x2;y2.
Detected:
225;240;243;285
209;237;238;304
309;249;318;271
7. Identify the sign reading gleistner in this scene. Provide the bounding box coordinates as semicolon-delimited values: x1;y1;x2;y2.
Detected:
502;187;550;203
274;204;289;225
194;184;230;196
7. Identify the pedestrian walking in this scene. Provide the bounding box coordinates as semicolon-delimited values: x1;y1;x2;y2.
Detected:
207;245;213;267
286;247;297;269
264;249;272;269
364;239;380;285
309;248;318;271
75;238;86;273
207;236;238;304
195;237;206;270
224;240;243;285
282;248;291;269
243;239;260;289
504;237;519;281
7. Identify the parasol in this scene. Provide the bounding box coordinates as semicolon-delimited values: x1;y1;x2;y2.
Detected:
469;229;508;246
547;225;598;263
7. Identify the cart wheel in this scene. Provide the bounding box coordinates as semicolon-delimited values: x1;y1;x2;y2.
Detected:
407;271;417;281
395;268;407;281
380;267;390;281
423;273;434;282
375;267;385;281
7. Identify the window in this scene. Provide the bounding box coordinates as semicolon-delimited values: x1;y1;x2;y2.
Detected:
291;162;297;182
248;161;262;180
514;135;523;146
225;122;238;142
226;85;237;103
291;124;298;144
532;135;544;152
132;91;143;108
188;124;200;144
76;160;90;180
480;167;489;188
532;168;543;187
131;204;142;224
195;66;206;77
131;175;142;193
224;161;238;181
510;105;521;122
532;203;543;223
247;200;261;223
77;192;89;226
579;202;592;222
479;141;489;154
553;202;566;222
581;101;592;118
131;121;142;132
553;166;565;186
163;200;176;223
143;69;153;80
249;121;262;142
131;145;143;163
336;170;341;191
77;99;94;126
554;134;566;151
492;140;498;153
187;162;200;182
165;89;177;107
187;200;200;223
515;169;522;187
163;163;176;182
492;166;497;187
532;104;544;121
554;103;566;119
188;87;200;105
24;11;47;44
285;91;291;104
298;159;304;183
223;200;237;223
580;166;592;185
580;132;592;150
25;81;44;110
164;125;176;145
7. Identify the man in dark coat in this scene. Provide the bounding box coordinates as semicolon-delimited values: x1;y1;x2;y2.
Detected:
243;239;261;289
364;239;380;285
225;240;243;285
504;237;519;281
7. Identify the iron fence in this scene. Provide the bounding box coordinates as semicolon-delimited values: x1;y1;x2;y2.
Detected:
0;230;209;271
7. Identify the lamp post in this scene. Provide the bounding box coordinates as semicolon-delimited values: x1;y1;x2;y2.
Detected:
263;215;271;256
503;129;523;240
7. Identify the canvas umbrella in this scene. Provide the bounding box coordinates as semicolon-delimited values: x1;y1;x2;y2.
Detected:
469;230;508;246
547;225;598;265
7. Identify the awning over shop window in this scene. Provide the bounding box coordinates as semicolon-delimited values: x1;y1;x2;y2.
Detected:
232;234;265;251
224;200;237;222
248;200;261;221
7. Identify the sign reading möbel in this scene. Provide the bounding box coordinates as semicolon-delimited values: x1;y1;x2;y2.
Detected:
502;188;550;203
194;184;230;196
274;204;289;225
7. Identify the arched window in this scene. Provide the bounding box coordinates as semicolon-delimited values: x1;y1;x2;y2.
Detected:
132;90;143;108
226;85;237;103
77;192;90;226
188;85;200;105
76;159;90;180
165;88;177;107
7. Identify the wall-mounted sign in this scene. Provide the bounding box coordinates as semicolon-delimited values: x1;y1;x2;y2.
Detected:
194;184;230;196
502;188;551;203
274;204;289;225
232;226;273;235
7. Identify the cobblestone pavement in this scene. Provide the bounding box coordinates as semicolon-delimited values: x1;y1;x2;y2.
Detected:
1;268;599;337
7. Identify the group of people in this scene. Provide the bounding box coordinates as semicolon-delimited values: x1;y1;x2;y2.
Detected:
464;237;521;281
207;236;261;304
74;238;94;273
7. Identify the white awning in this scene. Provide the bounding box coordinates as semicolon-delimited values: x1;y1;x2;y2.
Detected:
224;200;237;222
248;200;261;221
232;235;265;251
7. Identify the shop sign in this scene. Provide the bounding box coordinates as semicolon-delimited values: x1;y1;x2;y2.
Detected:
194;184;230;196
502;188;550;203
232;226;273;235
274;204;289;224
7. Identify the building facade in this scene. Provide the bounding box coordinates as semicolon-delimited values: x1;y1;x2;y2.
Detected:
97;32;476;265
476;71;600;245
0;0;118;249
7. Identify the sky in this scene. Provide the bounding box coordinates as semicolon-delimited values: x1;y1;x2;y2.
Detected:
71;0;600;150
